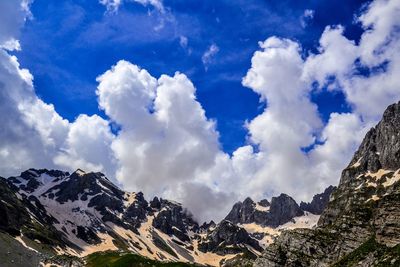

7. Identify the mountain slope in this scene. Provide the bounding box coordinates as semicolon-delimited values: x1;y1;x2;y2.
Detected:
254;101;400;267
0;165;330;267
1;168;263;266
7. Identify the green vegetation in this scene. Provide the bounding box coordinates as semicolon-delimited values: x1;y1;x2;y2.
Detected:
331;237;400;267
85;251;198;267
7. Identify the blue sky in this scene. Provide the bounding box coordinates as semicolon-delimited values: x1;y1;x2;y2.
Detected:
16;0;366;154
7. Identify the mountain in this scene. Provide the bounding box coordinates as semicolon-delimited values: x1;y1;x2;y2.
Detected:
300;185;336;215
0;165;331;266
255;101;400;266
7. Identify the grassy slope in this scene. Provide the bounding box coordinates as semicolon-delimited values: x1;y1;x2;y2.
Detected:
85;251;199;267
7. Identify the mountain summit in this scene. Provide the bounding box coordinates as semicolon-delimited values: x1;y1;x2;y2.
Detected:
255;101;400;267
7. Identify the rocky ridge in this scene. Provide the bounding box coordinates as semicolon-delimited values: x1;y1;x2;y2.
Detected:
0;166;332;267
254;101;400;267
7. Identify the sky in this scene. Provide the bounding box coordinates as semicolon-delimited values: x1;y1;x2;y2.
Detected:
1;0;400;222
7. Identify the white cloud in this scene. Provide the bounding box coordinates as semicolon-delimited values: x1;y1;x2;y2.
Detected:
0;0;31;48
300;9;315;28
231;0;400;201
303;0;400;120
202;44;220;68
96;60;224;220
179;36;188;48
239;37;323;199
302;26;358;86
100;0;164;13
53;114;116;177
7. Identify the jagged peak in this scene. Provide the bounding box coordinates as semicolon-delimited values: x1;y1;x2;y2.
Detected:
19;168;70;179
243;196;255;204
258;199;270;207
73;168;86;176
347;100;400;174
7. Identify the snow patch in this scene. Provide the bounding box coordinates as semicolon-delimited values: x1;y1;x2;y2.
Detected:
255;203;270;212
366;169;391;180
278;212;319;230
350;157;362;168
383;169;400;187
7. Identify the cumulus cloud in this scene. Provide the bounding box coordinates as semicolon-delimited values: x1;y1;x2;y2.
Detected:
53;114;116;177
0;1;117;178
96;60;227;220
0;0;31;47
0;47;117;178
304;0;400;119
1;0;400;222
232;0;400;201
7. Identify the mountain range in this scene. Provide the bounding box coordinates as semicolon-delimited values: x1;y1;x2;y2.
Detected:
1;101;400;267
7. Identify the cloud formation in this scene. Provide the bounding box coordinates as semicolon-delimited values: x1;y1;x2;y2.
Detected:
202;44;220;68
99;0;164;13
0;0;400;222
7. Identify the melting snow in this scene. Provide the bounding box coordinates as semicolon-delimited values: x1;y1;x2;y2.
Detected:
350;157;362;168
278;212;320;230
366;195;380;202
383;169;400;187
255;203;270;212
366;169;392;180
75;169;86;176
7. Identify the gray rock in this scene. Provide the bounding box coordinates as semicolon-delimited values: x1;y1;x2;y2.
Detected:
225;194;303;228
300;185;336;215
254;101;400;267
198;220;262;255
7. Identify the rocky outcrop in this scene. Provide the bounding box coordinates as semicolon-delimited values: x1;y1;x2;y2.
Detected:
198;220;262;255
254;101;400;267
199;220;216;233
0;178;30;236
0;176;75;252
225;194;303;227
152;199;198;242
300;185;336;215
268;194;304;227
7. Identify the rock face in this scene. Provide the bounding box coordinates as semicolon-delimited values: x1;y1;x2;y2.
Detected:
152;199;198;242
268;194;304;227
198;220;262;255
225;194;304;227
300;185;336;215
255;101;400;267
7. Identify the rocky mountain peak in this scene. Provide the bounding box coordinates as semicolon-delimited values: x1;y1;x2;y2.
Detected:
224;197;257;225
258;199;270;207
198;220;262;256
347;101;400;176
225;193;306;228
300;185;336;215
8;168;69;193
255;101;400;267
199;220;217;233
268;193;304;227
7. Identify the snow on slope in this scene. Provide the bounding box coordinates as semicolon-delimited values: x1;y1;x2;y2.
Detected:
7;169;322;267
240;212;320;247
8;169;244;266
